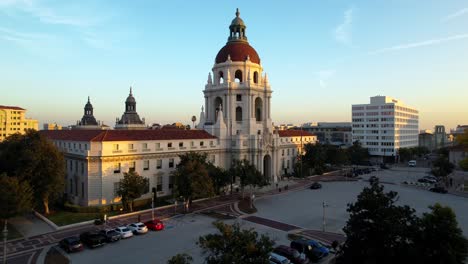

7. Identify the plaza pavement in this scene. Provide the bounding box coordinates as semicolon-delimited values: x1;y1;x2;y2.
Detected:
3;166;467;263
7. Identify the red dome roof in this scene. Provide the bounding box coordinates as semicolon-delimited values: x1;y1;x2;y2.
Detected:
215;42;260;64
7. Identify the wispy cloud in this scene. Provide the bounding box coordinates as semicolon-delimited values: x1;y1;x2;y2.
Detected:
369;34;468;55
442;7;468;22
0;0;93;26
316;70;335;88
334;8;354;44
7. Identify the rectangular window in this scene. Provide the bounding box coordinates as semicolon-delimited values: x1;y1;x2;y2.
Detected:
128;143;134;150
168;142;172;148
179;142;183;147
142;143;148;149
210;141;214;146
129;161;136;172
113;144;119;150
236;94;242;101
282;149;285;156
287;149;290;156
81;182;84;197
156;142;160;149
114;182;120;196
84;144;88;150
190;141;194;147
156;175;163;192
169;175;175;189
200;141;204;146
114;163;121;173
143;160;149;170
81;162;84;174
70;179;73;193
169;158;174;168
156;159;162;169
287;160;290;169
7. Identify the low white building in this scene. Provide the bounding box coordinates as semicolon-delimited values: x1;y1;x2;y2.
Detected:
352;96;419;159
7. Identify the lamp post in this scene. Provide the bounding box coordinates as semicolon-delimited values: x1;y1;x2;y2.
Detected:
322;201;328;232
3;219;7;264
300;124;303;178
151;187;156;221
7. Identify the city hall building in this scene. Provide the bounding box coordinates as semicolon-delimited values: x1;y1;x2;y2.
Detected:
42;9;316;206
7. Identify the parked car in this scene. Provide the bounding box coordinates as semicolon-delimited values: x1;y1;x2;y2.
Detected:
309;182;322;190
429;186;448;194
423;176;438;182
380;163;389;169
114;226;133;239
273;245;309;264
144;219;165;231
79;232;106;248
127;222;148;235
58;236;83;253
269;252;291;264
408;160;417;167
290;239;329;261
99;229;121;242
418;178;436;184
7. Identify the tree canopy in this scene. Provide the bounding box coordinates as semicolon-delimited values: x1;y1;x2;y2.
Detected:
172;152;215;205
229;159;268;196
338;180;468;264
431;156;455;177
116;170;149;212
198;222;274;264
167;253;193;264
0;130;65;214
0;173;33;220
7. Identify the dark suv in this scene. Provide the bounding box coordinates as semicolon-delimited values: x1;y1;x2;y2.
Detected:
58;236;83;253
99;229;121;242
273;245;309;264
80;232;106;248
290;239;329;261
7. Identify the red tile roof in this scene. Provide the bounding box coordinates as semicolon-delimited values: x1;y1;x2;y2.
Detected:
278;130;316;137
41;129;217;142
215;42;260;64
0;105;25;110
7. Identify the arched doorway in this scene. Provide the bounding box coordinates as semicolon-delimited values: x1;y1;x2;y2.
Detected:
263;155;271;181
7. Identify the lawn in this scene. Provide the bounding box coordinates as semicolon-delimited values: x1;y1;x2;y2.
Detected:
47;211;119;226
5;222;23;240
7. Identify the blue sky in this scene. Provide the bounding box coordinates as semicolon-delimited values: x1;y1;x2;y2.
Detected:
1;0;468;130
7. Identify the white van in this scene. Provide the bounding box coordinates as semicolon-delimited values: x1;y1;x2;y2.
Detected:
408;160;416;167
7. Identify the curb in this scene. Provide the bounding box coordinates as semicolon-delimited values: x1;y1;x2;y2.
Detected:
33;211;59;230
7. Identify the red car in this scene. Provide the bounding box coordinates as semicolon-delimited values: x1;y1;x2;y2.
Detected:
144;219;164;231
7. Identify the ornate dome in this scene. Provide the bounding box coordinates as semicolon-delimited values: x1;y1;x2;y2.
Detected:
215;8;261;65
215;42;260;64
126;87;136;103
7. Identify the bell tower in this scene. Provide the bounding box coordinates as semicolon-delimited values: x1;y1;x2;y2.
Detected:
199;9;277;181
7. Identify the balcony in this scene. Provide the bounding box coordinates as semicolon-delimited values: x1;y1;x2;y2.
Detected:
142;148;151;152
168;147;175;150
128;149;137;153
112;150;122;154
179;147;186;150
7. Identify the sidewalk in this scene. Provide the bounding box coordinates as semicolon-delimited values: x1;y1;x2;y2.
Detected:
9;213;55;238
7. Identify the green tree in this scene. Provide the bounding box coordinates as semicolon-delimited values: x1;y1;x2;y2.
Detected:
167;253;193;264
303;143;327;172
431;156;455;177
415;203;468;264
116;170;149;212
347;141;370;165
459;158;468;171
0;130;65;214
0;173;34;237
172;152;215;209
398;147;412;162
198;222;274;264
456;129;468;146
207;164;230;195
229;159;267;198
339;179;419;264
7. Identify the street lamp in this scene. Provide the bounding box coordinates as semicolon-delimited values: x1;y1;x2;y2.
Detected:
151;187;156;221
322;201;328;232
3;219;7;264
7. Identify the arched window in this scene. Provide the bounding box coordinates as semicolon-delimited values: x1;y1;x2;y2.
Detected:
214;97;223;120
235;70;242;83
236;107;242;121
253;71;259;84
255;97;263;121
218;71;224;84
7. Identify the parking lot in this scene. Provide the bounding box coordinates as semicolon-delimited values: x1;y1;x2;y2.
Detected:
254;167;468;235
66;167;468;263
